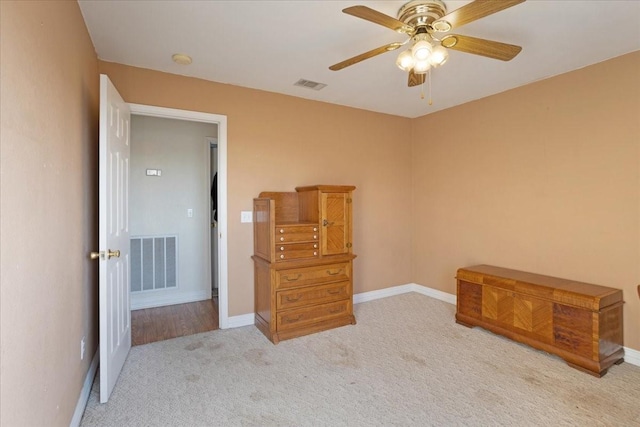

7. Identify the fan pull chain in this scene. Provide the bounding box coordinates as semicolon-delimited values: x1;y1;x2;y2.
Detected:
428;68;433;106
420;70;433;105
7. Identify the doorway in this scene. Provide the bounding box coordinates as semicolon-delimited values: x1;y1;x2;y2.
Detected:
128;103;229;331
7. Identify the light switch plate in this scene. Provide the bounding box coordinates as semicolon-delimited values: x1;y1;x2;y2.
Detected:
240;211;252;223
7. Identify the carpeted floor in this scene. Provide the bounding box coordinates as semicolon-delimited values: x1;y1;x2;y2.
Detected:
81;293;640;426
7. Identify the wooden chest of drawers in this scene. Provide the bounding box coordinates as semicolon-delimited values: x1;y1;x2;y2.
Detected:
253;185;356;343
456;265;624;377
253;256;355;343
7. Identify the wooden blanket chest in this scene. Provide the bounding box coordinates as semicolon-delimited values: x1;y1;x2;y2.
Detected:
456;265;624;377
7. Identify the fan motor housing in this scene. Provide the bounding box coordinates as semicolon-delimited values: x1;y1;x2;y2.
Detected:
398;0;447;29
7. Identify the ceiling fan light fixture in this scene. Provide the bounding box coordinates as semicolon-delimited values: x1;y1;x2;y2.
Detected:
396;50;415;71
428;45;449;67
329;0;526;98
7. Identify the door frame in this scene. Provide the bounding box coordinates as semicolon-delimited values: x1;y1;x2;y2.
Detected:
206;137;219;295
128;103;230;328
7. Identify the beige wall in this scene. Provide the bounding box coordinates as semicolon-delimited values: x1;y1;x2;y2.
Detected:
99;61;415;316
411;51;640;350
0;1;99;425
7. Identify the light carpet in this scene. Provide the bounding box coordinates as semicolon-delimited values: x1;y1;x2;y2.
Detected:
81;293;640;426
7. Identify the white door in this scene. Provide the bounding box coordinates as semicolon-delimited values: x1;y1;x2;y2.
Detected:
97;74;131;403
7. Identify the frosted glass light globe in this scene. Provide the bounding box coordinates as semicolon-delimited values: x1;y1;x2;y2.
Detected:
413;59;431;74
411;40;432;61
396;50;415;71
429;45;449;67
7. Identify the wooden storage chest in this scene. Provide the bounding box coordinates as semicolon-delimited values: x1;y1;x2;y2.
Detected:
456;265;624;377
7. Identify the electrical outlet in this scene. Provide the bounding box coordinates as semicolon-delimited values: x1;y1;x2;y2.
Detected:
187;208;193;218
80;337;86;360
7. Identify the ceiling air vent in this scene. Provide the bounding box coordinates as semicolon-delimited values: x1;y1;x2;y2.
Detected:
294;79;327;91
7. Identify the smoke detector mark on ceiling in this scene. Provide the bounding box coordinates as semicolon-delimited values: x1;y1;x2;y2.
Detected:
294;79;327;91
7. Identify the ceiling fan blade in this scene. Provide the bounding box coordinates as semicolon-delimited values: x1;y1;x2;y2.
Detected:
329;42;402;71
441;35;522;61
343;6;414;35
433;0;525;32
408;70;425;87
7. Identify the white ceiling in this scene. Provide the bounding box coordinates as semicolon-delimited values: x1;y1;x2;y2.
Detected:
78;0;640;118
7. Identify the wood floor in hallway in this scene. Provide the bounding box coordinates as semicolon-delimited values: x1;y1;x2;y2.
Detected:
131;298;219;346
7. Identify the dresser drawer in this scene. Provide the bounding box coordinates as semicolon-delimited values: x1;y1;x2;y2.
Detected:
277;300;351;331
275;262;351;290
275;225;318;244
277;281;350;310
275;233;318;244
276;225;319;234
275;242;319;262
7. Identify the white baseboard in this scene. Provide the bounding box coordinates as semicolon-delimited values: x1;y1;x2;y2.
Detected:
131;290;210;310
408;283;457;305
225;312;255;329
624;346;640;367
353;284;415;304
70;348;99;427
353;282;456;305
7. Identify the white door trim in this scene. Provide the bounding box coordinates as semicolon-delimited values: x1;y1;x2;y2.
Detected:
128;103;230;329
206;137;219;297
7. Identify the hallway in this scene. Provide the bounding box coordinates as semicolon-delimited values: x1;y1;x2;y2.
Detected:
131;298;219;346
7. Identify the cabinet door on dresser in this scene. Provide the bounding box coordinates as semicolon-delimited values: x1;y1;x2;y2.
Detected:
321;192;353;256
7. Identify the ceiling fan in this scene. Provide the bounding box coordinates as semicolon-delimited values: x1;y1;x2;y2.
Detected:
329;0;525;87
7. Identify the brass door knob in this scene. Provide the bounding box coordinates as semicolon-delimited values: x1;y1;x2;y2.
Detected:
107;250;120;259
90;249;120;260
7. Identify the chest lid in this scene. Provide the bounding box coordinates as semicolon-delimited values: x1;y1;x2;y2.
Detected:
456;264;623;311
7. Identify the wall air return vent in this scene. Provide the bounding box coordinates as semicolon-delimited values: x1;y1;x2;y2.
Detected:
294;79;327;91
131;235;178;292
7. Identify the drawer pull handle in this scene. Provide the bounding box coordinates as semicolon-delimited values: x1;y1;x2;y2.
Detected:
285;295;301;302
279;229;284;233
313;227;318;232
280;237;285;242
326;269;343;276
284;273;302;282
284;314;303;323
327;289;341;295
